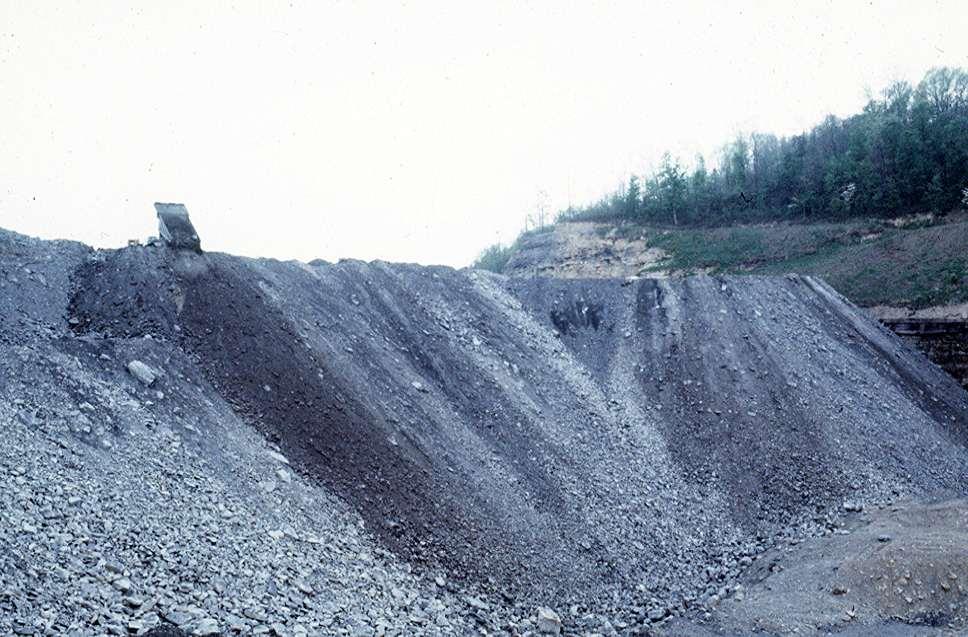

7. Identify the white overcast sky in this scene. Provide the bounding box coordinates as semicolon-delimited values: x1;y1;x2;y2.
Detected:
2;1;967;266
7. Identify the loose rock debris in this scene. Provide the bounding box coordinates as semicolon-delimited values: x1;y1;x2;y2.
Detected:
2;226;968;635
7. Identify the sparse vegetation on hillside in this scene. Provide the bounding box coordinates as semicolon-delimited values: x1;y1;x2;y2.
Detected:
473;226;553;273
475;67;968;274
644;213;968;308
475;68;968;309
472;243;515;273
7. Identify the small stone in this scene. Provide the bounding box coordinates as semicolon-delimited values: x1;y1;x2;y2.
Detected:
464;595;488;610
276;468;292;483
226;615;247;631
124;595;145;608
268;529;285;540
269;623;287;636
536;607;562;634
648;607;667;621
832;585;849;595
268;450;289;464
877;534;891;543
127;360;158;386
112;577;133;592
244;608;268;622
193;618;220;636
161;611;193;629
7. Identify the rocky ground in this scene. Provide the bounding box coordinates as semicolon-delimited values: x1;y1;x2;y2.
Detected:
666;498;968;635
0;234;482;635
3;226;968;635
0;359;475;636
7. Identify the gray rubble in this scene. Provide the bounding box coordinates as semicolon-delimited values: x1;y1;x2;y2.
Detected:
2;225;968;635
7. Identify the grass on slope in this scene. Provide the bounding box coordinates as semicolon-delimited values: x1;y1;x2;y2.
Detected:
644;214;968;309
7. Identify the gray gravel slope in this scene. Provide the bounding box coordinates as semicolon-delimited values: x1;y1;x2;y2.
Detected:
4;227;968;634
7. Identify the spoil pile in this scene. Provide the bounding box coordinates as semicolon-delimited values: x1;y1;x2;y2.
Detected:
4;226;968;634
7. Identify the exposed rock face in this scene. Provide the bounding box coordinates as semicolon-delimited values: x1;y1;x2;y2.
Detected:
504;222;668;279
3;225;968;634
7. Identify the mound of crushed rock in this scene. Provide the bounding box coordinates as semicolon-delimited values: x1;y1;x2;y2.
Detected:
3;226;968;635
0;232;480;636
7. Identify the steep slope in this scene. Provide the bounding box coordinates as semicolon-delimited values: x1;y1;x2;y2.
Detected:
502;218;968;393
0;230;476;636
68;239;968;605
5;226;968;634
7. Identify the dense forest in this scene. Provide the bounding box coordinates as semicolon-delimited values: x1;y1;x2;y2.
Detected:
559;67;968;227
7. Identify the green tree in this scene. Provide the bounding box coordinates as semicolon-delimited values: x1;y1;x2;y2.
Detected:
547;67;968;229
625;175;641;218
473;243;514;273
657;153;688;225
